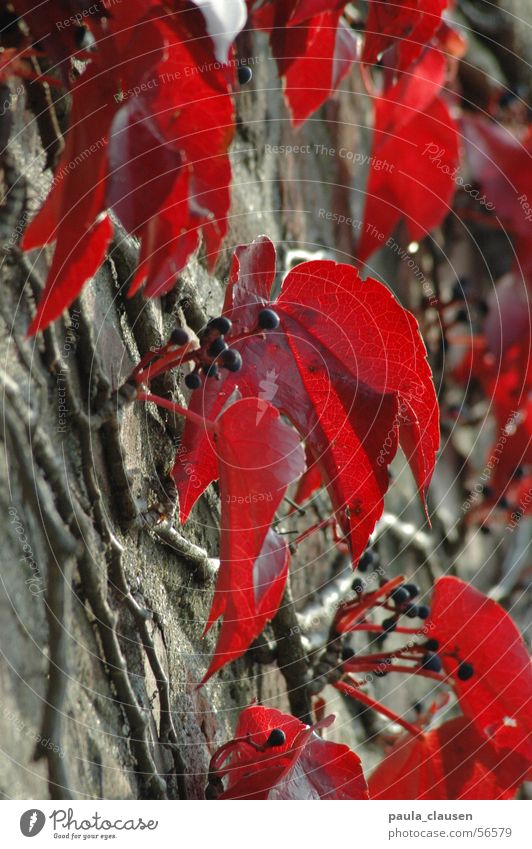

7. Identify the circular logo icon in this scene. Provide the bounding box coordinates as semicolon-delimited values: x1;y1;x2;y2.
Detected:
20;810;46;837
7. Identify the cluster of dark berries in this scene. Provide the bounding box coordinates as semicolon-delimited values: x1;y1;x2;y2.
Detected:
184;315;243;390
183;309;280;391
382;583;430;633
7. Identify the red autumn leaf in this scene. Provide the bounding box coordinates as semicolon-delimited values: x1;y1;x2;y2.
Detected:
173;236;439;565
453;333;532;504
11;1;108;82
292;446;323;508
461;114;532;286
369;716;524;800
201;397;305;683
427;576;532;772
362;0;447;77
251;1;357;126
358;49;459;261
210;705;368;799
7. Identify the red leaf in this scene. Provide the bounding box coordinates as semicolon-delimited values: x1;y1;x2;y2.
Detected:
461;114;532;286
201;397;305;683
252;2;356;126
358;50;459;261
369;717;524;800
427;576;532;771
362;0;447;77
292;447;323;508
212;705;368;799
274;10;356;126
27;213;113;335
174;237;439;564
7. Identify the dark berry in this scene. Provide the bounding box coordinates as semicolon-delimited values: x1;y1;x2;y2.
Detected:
170;327;190;346
74;25;89;48
498;496;509;509
513;466;524;480
455;308;469;323
417;605;430;619
266;728;286;748
424;638;439;652
258;308;280;330
208;316;232;334
404;604;419;619
221;348;243;372
481;485;494;498
358;550;375;573
184;372;201;390
238;65;253;85
403;583;420;599
422;652;442;673
382;617;397;633
457;662;474;681
207;337;228;358
341;646;355;661
374;668;388;678
203;363;219;378
351;577;364;594
390;586;410;605
412;700;424;714
479;524;491;535
477;299;489;317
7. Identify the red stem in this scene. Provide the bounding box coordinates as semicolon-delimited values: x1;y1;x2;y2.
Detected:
384;664;448;684
293;518;335;546
137;391;217;433
139;350;197;384
335;678;422;737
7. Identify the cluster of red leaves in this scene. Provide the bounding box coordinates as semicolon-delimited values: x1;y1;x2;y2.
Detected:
445;103;532;522
368;577;532;798
248;0;357;126
134;232;438;681
209;575;531;800
171;236;438;681
207;705;368;799
15;0;241;332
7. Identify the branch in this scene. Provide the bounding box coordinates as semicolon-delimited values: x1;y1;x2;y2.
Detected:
271;580;312;724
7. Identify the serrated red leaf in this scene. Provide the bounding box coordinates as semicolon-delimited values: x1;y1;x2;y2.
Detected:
427;577;532;772
201;397;305;683
369;716;524;800
212;705;368;799
174;237;439;564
